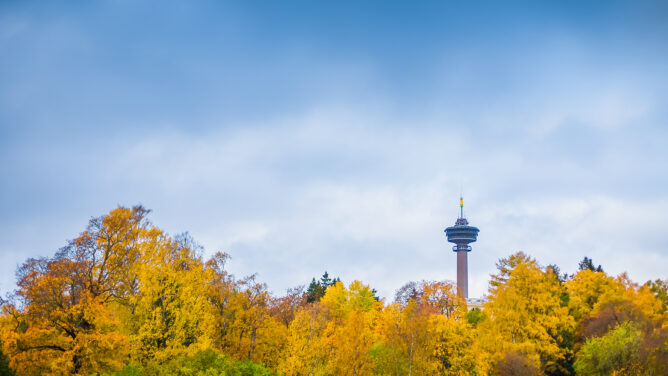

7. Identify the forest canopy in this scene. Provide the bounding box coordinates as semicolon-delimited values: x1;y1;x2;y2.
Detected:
0;206;666;375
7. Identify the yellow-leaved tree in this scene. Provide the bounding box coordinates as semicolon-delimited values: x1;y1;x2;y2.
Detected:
278;303;330;376
429;313;487;376
566;269;627;323
218;275;288;368
480;252;575;375
129;233;216;364
373;300;433;375
373;280;483;376
322;280;381;376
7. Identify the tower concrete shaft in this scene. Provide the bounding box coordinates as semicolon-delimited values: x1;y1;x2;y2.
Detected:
456;249;468;298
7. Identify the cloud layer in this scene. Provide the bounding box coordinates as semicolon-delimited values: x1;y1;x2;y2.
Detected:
1;1;667;299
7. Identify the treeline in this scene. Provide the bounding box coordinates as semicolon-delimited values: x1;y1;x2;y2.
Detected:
0;206;666;376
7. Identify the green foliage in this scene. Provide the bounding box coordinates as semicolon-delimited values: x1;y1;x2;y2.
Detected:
578;257;603;273
233;360;274;376
465;308;486;327
370;342;409;376
107;350;274;376
108;365;142;376
305;272;340;303
645;278;668;312
574;322;642;376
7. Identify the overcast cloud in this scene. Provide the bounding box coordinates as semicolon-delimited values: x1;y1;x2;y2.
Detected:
1;1;667;299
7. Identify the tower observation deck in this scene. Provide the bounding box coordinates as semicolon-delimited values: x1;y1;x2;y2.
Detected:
445;197;479;299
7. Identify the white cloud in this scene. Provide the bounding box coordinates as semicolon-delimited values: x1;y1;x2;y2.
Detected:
2;2;667;302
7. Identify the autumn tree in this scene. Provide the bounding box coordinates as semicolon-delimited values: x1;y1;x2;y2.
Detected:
421;281;466;319
322;281;380;376
430;313;485;375
373;300;432;376
269;286;306;329
637;322;668;375
645;279;668;312
222;276;270;362
0;207;222;374
569;272;667;375
0;206;152;375
205;251;237;351
494;351;542;376
567;269;663;337
574;321;642;375
489;252;534;289
374;280;480;376
129;233;217;364
393;280;464;318
216;274;290;372
566;269;626;323
394;281;421;306
278;303;330;376
480;252;575;375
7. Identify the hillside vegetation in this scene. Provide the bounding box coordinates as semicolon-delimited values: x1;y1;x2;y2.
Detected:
1;206;666;375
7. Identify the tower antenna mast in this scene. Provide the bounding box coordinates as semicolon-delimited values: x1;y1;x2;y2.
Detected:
459;182;463;218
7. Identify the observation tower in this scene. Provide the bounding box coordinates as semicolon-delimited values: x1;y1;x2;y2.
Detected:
445;197;479;299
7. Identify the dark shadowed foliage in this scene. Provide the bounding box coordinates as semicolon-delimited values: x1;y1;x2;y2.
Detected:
495;351;541;376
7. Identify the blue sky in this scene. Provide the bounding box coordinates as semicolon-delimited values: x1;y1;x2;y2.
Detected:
1;1;667;299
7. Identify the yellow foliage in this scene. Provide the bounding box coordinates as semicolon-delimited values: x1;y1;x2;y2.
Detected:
278;304;330;376
321;280;381;375
480;255;575;374
421;281;466;319
220;276;272;363
129;239;216;363
1;207;664;376
374;298;484;376
321;280;378;319
567;270;664;325
374;301;434;375
566;270;626;322
430;314;488;375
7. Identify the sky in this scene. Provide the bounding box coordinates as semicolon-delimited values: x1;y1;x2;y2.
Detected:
1;0;667;300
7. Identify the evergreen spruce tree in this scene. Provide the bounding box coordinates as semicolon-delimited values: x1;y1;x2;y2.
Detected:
578;256;603;273
305;272;340;303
